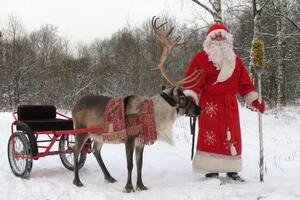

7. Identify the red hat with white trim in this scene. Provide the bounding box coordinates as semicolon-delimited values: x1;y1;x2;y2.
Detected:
206;23;230;39
207;23;228;34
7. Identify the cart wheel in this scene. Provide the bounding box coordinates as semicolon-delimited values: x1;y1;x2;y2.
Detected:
59;134;87;171
7;131;33;178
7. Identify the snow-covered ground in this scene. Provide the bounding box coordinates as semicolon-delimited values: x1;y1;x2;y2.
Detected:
0;106;300;200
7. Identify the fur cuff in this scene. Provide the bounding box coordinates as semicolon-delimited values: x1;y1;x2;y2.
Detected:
193;151;242;173
244;91;258;106
183;89;199;105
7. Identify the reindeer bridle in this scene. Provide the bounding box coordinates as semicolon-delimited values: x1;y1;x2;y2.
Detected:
160;87;196;115
177;91;195;113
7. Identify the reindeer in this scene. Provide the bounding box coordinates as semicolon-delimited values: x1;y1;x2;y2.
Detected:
71;17;203;193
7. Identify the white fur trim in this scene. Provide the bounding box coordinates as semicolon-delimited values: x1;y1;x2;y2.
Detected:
244;91;258;106
193;151;242;173
183;90;199;105
217;59;236;82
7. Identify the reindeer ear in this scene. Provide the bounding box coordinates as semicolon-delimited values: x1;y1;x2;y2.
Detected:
161;85;166;91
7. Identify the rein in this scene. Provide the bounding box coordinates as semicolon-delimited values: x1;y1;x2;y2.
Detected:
190;116;197;160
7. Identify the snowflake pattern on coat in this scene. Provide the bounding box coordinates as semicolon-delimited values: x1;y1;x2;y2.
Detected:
205;102;218;118
204;130;216;146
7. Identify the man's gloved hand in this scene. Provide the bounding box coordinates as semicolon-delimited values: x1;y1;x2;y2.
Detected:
252;99;265;113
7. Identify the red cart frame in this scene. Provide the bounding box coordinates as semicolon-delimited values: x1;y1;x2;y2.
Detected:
7;106;104;178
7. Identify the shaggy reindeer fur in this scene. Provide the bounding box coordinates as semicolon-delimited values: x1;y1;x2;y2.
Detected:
72;87;200;192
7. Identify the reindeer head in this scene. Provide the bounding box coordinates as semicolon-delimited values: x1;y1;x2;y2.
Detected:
160;87;201;117
152;16;202;117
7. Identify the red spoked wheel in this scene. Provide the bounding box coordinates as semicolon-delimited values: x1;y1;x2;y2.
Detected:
59;134;87;171
7;131;33;178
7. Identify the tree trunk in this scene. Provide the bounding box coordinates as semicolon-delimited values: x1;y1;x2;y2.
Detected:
0;32;3;66
211;0;222;22
251;0;268;182
191;0;222;23
275;0;287;107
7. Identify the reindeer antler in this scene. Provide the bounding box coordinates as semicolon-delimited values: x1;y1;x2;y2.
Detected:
151;16;202;89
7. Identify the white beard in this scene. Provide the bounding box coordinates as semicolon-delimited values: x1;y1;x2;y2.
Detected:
203;34;236;82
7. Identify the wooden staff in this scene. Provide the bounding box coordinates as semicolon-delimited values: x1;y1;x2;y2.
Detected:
256;68;264;182
251;38;266;182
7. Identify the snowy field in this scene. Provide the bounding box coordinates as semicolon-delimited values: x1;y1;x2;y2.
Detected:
0;105;300;200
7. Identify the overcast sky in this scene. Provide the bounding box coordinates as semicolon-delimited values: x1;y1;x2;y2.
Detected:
0;0;209;43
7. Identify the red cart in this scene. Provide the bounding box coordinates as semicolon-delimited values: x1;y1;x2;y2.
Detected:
7;105;93;178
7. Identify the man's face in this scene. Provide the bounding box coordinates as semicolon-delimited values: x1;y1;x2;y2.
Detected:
210;31;226;41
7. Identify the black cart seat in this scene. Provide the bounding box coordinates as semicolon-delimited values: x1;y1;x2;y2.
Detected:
16;105;73;131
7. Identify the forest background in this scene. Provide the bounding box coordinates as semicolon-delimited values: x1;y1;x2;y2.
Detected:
0;0;299;111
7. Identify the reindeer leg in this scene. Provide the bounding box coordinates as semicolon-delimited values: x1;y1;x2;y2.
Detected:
123;136;135;193
92;142;116;183
135;143;148;191
73;134;87;187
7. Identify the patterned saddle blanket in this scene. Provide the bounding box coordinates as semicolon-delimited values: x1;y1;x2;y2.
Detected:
100;98;157;144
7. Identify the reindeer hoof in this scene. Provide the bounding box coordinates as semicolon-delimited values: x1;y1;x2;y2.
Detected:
73;179;84;187
123;184;135;193
136;184;148;191
105;176;117;183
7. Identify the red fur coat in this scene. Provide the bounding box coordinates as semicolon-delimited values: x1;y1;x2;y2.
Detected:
185;51;258;173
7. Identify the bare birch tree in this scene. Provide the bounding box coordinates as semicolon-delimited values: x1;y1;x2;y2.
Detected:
4;15;26;108
274;0;287;107
191;0;222;22
251;0;270;182
266;0;300;107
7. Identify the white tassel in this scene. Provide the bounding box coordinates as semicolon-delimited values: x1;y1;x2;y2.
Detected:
226;128;237;155
230;144;237;156
226;128;231;141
